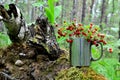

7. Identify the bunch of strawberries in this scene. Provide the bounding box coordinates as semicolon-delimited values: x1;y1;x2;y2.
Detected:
57;21;107;47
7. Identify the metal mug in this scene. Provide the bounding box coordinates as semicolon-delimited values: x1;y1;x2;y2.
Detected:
70;37;103;67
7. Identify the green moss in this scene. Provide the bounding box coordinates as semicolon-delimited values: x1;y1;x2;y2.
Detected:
55;67;106;80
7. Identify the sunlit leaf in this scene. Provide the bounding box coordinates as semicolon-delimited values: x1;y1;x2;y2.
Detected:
54;5;62;20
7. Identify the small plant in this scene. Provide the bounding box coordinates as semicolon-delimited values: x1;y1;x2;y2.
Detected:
57;20;107;47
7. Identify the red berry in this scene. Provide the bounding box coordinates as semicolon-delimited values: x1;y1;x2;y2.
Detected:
66;39;73;43
88;30;90;33
93;41;97;45
82;32;87;36
78;24;82;26
108;48;113;53
90;23;93;29
101;34;105;38
97;34;100;37
99;40;104;43
90;36;93;39
69;39;73;43
87;39;91;42
69;34;72;36
103;40;107;45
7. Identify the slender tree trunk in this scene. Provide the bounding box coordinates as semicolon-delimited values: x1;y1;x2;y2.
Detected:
81;0;86;23
72;0;78;20
90;0;94;21
105;0;109;24
100;0;106;29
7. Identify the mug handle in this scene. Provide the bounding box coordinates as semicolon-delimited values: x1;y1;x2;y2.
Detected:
91;42;103;61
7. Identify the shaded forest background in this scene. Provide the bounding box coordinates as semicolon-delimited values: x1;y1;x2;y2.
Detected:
0;0;120;80
0;0;120;37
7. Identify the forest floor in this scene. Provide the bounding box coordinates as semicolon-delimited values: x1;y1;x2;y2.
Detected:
0;43;107;80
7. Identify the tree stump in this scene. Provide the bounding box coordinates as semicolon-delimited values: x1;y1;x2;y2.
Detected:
0;4;61;60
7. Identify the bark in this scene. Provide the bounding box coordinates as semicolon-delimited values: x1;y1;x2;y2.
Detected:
28;16;61;60
105;0;109;24
90;0;94;21
72;0;77;20
0;4;61;60
100;0;106;29
81;0;86;23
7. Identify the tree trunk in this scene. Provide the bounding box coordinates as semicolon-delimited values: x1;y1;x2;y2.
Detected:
90;0;94;21
81;0;86;23
100;0;106;29
72;0;78;20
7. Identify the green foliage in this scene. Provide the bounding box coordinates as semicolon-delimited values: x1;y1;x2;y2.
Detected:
91;45;102;59
91;58;120;80
33;0;62;24
0;33;11;48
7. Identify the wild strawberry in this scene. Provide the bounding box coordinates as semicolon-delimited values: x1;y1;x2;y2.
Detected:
101;34;105;38
82;32;87;36
69;27;74;31
103;40;107;45
78;24;82;26
88;30;90;33
93;41;97;45
90;23;93;26
97;34;100;37
108;48;113;53
90;23;93;29
99;40;104;43
92;30;96;34
66;39;73;43
90;36;93;39
76;31;80;35
69;39;73;43
69;34;72;37
58;31;62;36
87;39;91;42
95;28;98;31
80;28;84;31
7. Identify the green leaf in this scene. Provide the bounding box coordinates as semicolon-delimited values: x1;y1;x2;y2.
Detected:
4;4;9;10
45;7;54;23
48;0;54;13
54;5;62;20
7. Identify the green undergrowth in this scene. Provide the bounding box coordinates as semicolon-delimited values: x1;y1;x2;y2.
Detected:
0;33;11;48
91;58;120;80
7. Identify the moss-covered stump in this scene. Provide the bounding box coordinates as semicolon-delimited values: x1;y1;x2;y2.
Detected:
0;43;106;80
55;67;107;80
